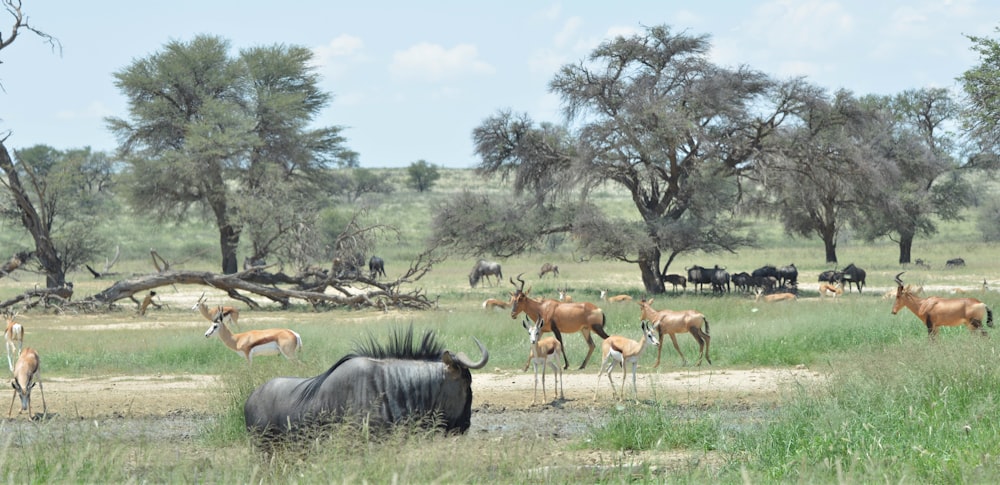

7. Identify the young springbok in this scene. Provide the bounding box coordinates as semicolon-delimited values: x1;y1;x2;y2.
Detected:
204;308;303;366
600;289;633;303
892;272;994;338
4;311;23;372
818;281;843;298
9;347;45;419
637;298;711;367
522;317;564;404
557;289;573;303
593;320;659;401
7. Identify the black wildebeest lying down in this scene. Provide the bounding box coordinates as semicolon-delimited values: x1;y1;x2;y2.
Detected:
244;327;489;442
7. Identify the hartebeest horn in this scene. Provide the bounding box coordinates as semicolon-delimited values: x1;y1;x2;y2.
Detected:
446;337;489;369
894;272;905;286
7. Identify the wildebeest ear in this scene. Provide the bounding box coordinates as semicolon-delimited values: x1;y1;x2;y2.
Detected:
441;351;456;368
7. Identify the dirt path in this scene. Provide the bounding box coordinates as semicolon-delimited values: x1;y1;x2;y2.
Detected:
23;366;822;420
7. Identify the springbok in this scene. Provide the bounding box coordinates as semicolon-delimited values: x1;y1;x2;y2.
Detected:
193;293;240;328
481;298;509;310
204;308;303;365
754;289;797;303
510;274;610;370
4;311;23;372
600;289;633;303
638;298;711;367
9;347;44;418
818;281;843;298
892;272;994;338
593;320;659;401
557;289;573;303
522;317;563;405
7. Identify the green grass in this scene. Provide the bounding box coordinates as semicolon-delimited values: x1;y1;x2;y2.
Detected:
0;167;999;482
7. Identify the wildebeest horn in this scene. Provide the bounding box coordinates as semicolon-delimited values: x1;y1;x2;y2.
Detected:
894;272;905;286
448;337;489;369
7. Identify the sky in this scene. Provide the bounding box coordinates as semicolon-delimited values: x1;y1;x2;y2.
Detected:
2;1;999;168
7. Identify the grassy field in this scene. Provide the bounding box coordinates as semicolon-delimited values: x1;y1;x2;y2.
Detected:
0;168;998;483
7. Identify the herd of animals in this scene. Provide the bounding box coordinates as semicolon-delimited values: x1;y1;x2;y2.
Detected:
0;254;992;451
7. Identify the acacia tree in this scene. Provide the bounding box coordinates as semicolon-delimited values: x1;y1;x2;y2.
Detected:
960;28;1000;169
432;26;798;293
852;89;969;264
752;87;886;263
107;35;354;274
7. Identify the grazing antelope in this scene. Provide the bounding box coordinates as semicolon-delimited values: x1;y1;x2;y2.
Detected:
204;309;303;365
638;298;711;367
193;292;240;327
818;281;843;298
4;311;23;372
522;317;563;404
600;289;633;303
510;274;609;370
754;289;797;303
593;321;659;401
482;298;509;310
892;272;994;338
539;263;559;279
9;347;44;418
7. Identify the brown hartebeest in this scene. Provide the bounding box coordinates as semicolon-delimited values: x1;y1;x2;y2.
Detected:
892;272;994;338
593;320;659;401
754;289;797;303
509;274;610;369
522;317;563;404
638;298;711;367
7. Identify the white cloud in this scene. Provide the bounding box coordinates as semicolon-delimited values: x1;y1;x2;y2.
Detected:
389;43;495;82
554;16;583;48
311;34;366;79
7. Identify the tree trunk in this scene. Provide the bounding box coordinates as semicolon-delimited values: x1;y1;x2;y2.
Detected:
638;248;665;294
0;142;66;287
897;230;914;265
219;224;239;275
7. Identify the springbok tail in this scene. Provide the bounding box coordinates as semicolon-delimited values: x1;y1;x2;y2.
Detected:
987;308;994;328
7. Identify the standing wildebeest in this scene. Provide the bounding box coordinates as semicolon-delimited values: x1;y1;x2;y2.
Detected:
841;263;866;293
509;274;609;370
539;263;560;279
777;264;798;287
368;256;386;279
244;327;489;441
662;273;686;292
892;272;994;338
469;260;503;288
731;272;753;293
686;265;713;293
710;265;730;294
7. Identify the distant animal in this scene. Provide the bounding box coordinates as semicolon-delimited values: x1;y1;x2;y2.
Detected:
557;288;573;302
509;274;609;370
817;270;844;284
638;298;711;367
204;309;302;366
752;265;779;291
600;289;632;303
754;289;797;303
892;272;993;338
662;273;686;292
522;317;564;405
9;347;45;419
686;265;713;292
731;272;753;293
914;258;931;269
469;260;503;288
840;263;867;293
593;320;659;401
777;264;798;287
193;292;240;328
4;311;23;372
368;256;386;279
945;258;966;268
818;281;843;298
710;265;730;294
539;263;560;279
482;298;509;310
243;327;488;442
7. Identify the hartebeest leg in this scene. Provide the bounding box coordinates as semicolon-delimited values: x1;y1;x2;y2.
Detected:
653;341;664;368
579;329;596;370
550;321;568;370
668;334;688;366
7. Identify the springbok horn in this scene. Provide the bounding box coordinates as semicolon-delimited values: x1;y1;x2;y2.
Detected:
449;338;489;369
894;272;905;286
